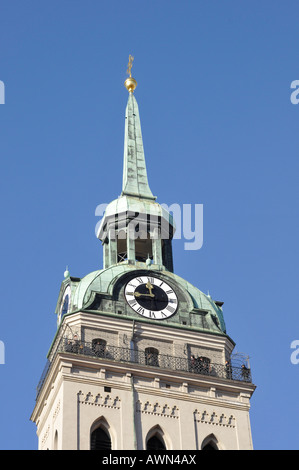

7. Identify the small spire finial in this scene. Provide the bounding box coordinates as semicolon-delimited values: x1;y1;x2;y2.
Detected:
64;266;70;279
127;54;134;77
124;54;137;93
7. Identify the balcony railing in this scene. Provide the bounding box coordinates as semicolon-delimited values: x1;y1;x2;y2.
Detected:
36;338;252;399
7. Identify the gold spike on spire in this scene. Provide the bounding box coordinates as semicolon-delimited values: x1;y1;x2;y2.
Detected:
124;55;137;93
127;54;134;77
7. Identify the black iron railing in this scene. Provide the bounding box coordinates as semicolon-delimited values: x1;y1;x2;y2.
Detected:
36;337;252;399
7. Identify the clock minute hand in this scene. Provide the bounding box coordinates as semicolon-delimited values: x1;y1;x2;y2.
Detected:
126;291;155;298
126;292;140;297
135;292;155;298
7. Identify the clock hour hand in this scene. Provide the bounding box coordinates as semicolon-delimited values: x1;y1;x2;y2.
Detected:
145;282;154;297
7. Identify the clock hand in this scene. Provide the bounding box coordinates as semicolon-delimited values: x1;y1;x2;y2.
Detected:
126;292;154;298
135;292;155;298
145;282;154;296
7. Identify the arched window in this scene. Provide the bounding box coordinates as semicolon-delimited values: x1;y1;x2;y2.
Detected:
146;426;167;450
90;426;111;450
201;434;219;450
145;347;159;367
92;339;107;358
61;294;69;315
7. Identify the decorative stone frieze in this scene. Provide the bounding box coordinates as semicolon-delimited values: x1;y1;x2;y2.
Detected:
136;399;179;419
78;391;121;409
194;409;235;427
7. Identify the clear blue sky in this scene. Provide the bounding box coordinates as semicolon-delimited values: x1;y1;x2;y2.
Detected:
0;0;298;450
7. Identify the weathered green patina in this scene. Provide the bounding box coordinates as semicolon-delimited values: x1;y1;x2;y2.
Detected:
122;93;156;200
55;89;227;337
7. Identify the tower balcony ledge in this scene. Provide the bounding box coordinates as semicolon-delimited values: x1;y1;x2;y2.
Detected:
35;339;253;400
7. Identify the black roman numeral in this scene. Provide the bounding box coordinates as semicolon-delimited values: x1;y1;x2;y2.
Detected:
166;305;175;314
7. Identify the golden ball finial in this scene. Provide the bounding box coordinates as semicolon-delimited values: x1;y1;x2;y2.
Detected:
124;55;137;93
124;76;137;93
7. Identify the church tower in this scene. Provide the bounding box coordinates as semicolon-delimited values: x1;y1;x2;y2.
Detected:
31;59;255;451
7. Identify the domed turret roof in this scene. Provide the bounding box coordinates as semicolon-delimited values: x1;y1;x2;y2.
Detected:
71;264;226;334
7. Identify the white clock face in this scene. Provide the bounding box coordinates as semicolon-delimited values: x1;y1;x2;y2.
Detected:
124;275;178;320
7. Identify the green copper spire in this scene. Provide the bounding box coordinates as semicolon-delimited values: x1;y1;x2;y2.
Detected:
121;93;156;200
122;60;155;200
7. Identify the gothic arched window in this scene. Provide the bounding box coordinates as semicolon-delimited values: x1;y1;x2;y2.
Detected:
90;426;111;450
146;425;169;450
61;294;69;315
146;426;167;450
201;434;219;450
